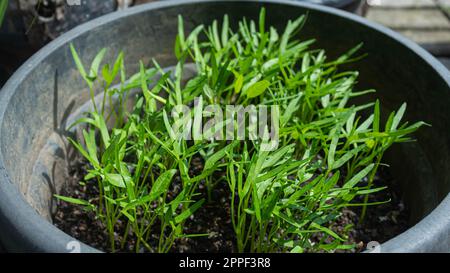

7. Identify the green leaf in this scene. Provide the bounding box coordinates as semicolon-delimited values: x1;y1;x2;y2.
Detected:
222;14;229;46
332;145;366;170
102;51;124;86
328;127;340;169
175;199;205;224
356;115;373;133
92;112;110;147
234;73;244;94
102;64;113;85
150;72;170;99
282;93;302;125
192;96;203;141
0;0;8;27
177;15;186;51
321;171;340;194
104;173;126;188
365;139;375;149
212;20;222;51
253;184;261;222
112;52;124;80
149;169;177;200
337;43;363;63
204;142;238;170
82;129;99;166
170;188;187;213
70;44;88;81
175;34;182;60
343;163;375;189
54;195;91;206
68;137;98;168
373;99;380;133
261;144;294;170
310;222;344;241
187;25;205;47
320;242;355;251
280;15;305;55
392;103;406;131
89;48;107;79
140;61;151;100
246;80;270;98
290;246;304;253
259;7;266;35
389;121;429;138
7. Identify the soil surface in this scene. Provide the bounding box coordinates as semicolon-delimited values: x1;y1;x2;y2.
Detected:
332;167;409;253
53;159;408;253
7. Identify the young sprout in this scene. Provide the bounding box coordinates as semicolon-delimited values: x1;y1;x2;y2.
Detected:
56;8;426;253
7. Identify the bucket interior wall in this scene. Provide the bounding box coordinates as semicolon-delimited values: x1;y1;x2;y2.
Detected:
1;1;448;230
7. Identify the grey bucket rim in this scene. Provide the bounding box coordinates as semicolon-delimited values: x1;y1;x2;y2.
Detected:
0;0;449;253
299;0;358;8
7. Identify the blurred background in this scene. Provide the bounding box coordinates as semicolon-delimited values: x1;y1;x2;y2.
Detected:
2;0;450;87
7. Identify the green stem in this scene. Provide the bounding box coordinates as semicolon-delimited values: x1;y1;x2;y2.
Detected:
360;154;383;223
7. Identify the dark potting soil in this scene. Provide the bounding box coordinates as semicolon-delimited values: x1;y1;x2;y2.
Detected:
53;157;236;253
53;158;409;253
325;166;409;253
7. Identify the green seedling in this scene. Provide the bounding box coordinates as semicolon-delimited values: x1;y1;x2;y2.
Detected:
56;8;426;253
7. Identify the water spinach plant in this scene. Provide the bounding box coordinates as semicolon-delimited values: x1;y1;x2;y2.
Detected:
56;9;426;253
